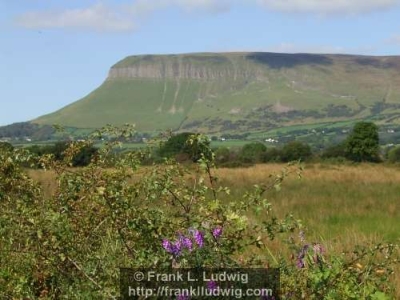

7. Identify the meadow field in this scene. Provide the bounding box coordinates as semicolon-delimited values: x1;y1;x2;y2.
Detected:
217;163;400;297
28;161;400;243
215;163;400;244
27;162;400;296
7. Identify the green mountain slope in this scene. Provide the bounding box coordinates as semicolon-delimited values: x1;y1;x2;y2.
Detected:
33;52;400;134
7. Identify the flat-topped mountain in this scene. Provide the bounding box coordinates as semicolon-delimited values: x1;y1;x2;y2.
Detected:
24;52;400;135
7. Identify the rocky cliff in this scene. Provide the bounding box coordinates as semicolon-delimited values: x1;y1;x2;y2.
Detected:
107;53;264;80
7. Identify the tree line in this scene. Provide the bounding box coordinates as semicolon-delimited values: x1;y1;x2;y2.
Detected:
156;122;400;166
2;121;400;167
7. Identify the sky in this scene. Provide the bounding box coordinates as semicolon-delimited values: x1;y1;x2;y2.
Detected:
1;0;400;126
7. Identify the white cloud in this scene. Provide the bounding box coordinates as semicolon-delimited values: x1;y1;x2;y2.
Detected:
14;0;400;32
129;0;230;14
15;0;231;32
15;3;136;32
257;0;399;14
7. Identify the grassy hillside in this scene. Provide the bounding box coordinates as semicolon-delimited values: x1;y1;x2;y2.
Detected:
33;52;400;134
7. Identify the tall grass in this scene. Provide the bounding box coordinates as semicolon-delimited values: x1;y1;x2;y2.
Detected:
216;163;400;242
27;163;400;296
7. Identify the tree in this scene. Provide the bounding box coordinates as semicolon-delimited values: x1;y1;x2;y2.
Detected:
214;146;231;164
26;141;98;167
345;122;380;162
239;142;267;163
281;141;312;162
158;132;212;162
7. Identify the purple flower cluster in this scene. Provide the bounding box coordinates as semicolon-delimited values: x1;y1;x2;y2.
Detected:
206;280;218;291
193;229;204;247
179;234;193;251
162;239;182;257
212;226;223;239
296;244;309;269
296;243;325;268
163;228;206;256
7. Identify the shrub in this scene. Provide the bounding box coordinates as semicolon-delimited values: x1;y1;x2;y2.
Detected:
281;141;312;162
26;141;98;167
387;146;400;163
0;142;13;152
0;125;398;299
321;143;347;160
158;132;212;162
264;147;283;162
214;146;231;164
239;142;267;163
345;122;380;162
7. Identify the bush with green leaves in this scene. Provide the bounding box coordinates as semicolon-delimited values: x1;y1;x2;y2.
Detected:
239;142;267;164
0;125;398;299
26;141;98;167
0;142;13;152
321;143;347;160
158;132;212;162
281;141;313;162
345;122;380;162
214;146;231;165
387;146;400;163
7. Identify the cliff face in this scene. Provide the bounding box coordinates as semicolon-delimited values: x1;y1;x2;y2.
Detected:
107;54;264;80
107;65;254;80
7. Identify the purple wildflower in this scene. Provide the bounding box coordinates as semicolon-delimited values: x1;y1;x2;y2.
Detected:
296;244;309;269
173;240;182;255
162;239;173;253
206;280;218;291
296;258;305;269
179;234;193;252
193;230;204;248
212;226;223;239
162;238;182;256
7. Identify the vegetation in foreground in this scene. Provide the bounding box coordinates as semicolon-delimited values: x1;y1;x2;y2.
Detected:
1;125;399;299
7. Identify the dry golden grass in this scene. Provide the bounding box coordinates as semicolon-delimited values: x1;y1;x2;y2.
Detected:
26;163;400;296
215;163;400;185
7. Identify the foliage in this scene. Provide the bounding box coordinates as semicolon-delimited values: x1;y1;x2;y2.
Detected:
345;122;380;162
214;146;231;165
387;146;400;163
239;142;267;164
264;147;283;162
26;141;98;167
321;143;347;160
0;142;13;152
158;132;212;162
0;122;55;140
281;141;313;162
0;126;398;298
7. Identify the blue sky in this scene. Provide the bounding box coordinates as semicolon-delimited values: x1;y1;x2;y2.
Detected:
1;0;400;126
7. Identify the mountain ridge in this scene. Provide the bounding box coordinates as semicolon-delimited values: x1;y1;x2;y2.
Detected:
24;52;400;136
